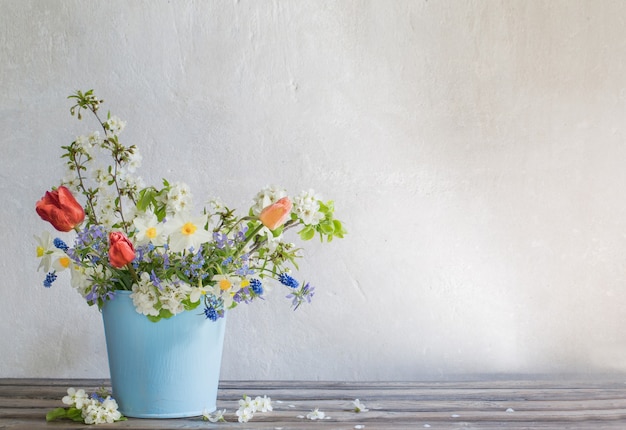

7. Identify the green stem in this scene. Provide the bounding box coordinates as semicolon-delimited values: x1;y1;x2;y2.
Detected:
125;263;139;288
233;222;265;260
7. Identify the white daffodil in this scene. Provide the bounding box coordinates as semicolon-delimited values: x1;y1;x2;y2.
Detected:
189;284;209;303
51;251;72;272
133;211;166;246
165;213;212;252
34;231;54;272
164;213;212;253
211;274;239;308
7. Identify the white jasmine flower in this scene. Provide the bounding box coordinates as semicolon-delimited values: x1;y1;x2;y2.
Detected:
83;397;121;424
74;134;94;151
118;170;145;192
254;395;273;412
306;408;325;420
62;388;89;409
92;165;113;187
125;149;142;172
105;115;126;135
130;273;160;317
164;213;212;253
70;265;98;297
293;189;324;226
96;192;122;229
61;172;82;193
251;185;287;215
353;399;369;412
88;131;103;146
100;397;122;422
239;395;255;411
159;280;192;315
207;197;228;214
236;407;254;423
166;181;193;215
203;408;226;422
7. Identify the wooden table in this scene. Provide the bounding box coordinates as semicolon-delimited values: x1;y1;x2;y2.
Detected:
2;378;626;429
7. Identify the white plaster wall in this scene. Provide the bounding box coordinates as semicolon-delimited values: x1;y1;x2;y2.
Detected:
2;0;626;380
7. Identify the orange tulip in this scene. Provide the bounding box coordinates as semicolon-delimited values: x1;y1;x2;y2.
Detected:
259;197;292;230
108;232;136;268
35;186;85;232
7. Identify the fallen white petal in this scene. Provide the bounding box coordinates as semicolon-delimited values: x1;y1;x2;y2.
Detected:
506;408;515;413
355;426;365;429
451;414;461;418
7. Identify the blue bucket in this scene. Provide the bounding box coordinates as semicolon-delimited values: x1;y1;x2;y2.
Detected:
101;291;226;418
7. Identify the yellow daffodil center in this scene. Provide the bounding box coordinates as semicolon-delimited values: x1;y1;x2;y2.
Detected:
59;257;71;269
181;222;197;236
36;246;44;257
146;227;157;239
219;279;232;291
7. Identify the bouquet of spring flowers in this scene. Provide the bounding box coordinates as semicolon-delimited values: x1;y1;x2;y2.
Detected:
34;90;346;322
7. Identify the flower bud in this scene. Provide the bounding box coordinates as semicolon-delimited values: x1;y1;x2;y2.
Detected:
258;197;292;230
35;186;85;232
108;232;135;268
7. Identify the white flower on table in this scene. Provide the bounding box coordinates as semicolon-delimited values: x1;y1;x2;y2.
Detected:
353;399;369;412
306;408;326;420
202;408;226;422
62;387;89;409
253;395;273;412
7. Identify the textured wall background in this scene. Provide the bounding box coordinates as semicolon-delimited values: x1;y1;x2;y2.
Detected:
2;0;626;380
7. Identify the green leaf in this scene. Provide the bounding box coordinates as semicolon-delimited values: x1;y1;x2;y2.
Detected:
299;225;315;241
319;222;335;235
46;408;68;422
46;407;83;423
137;188;156;211
333;220;347;238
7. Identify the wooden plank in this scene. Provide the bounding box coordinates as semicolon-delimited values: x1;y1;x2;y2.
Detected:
2;379;626;429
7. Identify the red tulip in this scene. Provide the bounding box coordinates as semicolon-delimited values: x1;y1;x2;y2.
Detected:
108;232;135;268
259;197;292;230
35;186;85;232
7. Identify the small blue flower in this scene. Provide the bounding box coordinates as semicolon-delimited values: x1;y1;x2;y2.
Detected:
278;273;299;288
250;279;263;295
43;272;57;288
204;306;218;321
53;238;69;251
286;282;315;310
